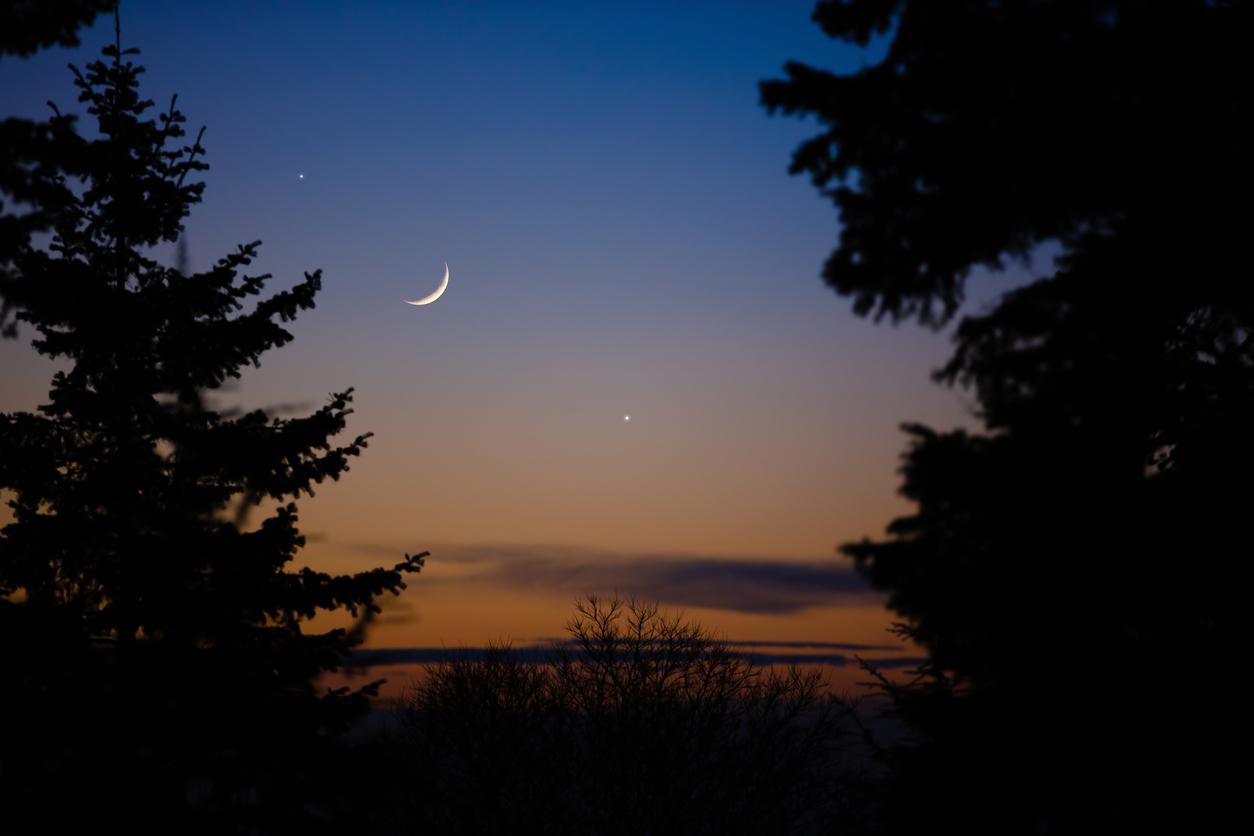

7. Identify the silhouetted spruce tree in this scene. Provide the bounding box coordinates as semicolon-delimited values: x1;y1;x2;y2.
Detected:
763;2;1249;833
0;19;424;830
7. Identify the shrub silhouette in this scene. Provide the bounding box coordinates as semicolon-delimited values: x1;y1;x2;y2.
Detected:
390;596;869;835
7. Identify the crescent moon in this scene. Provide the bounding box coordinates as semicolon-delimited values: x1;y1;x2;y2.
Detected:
404;263;449;306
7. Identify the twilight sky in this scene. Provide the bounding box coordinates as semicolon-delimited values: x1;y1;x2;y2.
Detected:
0;1;1038;690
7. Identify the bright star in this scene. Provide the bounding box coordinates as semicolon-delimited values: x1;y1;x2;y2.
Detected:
624;415;631;422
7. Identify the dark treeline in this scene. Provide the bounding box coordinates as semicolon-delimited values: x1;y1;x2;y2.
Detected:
359;597;875;836
2;1;1247;833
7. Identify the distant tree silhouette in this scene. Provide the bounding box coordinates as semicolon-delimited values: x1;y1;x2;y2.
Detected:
763;2;1249;833
0;15;424;831
386;597;868;836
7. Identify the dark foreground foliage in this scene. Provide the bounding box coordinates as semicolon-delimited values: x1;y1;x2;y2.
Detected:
764;1;1250;832
0;12;423;832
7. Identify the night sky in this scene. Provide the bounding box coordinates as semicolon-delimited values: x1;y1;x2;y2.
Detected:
0;1;1038;688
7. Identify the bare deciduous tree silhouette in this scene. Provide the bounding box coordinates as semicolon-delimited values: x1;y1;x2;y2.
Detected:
385;596;871;835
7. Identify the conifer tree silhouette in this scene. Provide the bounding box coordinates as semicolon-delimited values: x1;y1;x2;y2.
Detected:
763;2;1249;833
0;14;424;829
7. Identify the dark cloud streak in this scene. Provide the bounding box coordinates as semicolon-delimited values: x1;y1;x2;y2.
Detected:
351;646;928;670
527;637;905;652
337;541;884;615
